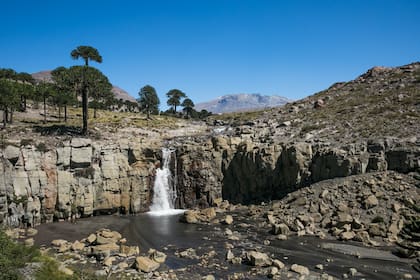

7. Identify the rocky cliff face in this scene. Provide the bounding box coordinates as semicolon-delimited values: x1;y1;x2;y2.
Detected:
1;125;418;228
0;138;159;227
215;137;419;204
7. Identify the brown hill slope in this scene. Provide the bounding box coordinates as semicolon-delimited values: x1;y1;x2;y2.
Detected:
31;70;136;102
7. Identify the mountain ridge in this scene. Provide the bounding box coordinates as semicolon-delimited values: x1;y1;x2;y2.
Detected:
195;93;291;114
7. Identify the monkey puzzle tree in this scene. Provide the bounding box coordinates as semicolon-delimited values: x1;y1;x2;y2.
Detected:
34;81;54;124
0;79;20;128
51;67;77;122
181;98;195;118
70;45;103;134
15;72;35;112
85;68;113;118
138;85;160;119
166;89;186;113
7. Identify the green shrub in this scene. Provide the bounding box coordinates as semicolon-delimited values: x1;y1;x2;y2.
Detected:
35;258;73;280
0;229;40;280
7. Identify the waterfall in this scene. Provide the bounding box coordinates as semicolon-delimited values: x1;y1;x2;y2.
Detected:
149;148;184;215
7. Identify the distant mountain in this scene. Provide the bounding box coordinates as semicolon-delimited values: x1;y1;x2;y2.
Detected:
31;70;136;103
195;93;291;114
111;86;136;102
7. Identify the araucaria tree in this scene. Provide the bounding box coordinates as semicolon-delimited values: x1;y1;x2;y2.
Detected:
51;67;77;122
181;98;195;118
166;89;186;113
70;45;103;134
138;85;160;119
0;68;34;127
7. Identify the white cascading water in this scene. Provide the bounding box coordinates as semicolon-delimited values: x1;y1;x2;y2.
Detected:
148;148;184;215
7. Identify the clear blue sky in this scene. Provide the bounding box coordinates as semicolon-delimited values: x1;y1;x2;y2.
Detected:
1;0;419;105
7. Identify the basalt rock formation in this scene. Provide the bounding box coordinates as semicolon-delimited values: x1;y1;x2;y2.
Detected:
0;138;157;227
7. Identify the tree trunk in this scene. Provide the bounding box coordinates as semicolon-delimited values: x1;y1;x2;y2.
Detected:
58;106;62;121
64;105;67;122
82;86;88;134
94;107;97;118
4;107;8;124
20;95;25;111
3;109;6;128
43;96;47;124
9;109;13;124
82;66;88;135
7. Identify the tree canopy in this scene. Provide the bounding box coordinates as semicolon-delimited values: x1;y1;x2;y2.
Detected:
166;89;186;113
70;46;103;66
138;85;160;119
181;98;195;117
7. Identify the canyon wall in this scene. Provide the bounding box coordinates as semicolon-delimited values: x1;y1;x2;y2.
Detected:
0;135;419;227
0;138;158;227
217;137;420;204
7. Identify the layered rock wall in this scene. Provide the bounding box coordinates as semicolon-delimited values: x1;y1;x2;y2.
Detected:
218;136;420;204
1;134;418;227
0;138;158;227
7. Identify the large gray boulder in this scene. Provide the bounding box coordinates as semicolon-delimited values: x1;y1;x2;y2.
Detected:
3;145;20;165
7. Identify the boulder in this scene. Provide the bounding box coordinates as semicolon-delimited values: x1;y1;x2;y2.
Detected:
91;243;120;258
340;231;356;241
135;256;160;272
87;233;96;244
4;145;20;165
226;250;235;261
271;223;290;235
247;251;272;267
291;264;310;275
71;240;85;251
180;210;199;224
103;256;115;267
96;229;122;245
149;249;167;263
120;245;140;256
364;195;378;209
272;259;285;269
223;215;234;225
201;207;216;221
268;266;279;277
51;239;68;247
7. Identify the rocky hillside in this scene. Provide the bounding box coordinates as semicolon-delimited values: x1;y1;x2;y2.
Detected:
195;93;291;113
211;62;420;143
31;70;136;102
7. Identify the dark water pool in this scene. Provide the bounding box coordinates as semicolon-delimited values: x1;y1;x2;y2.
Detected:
34;213;418;279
